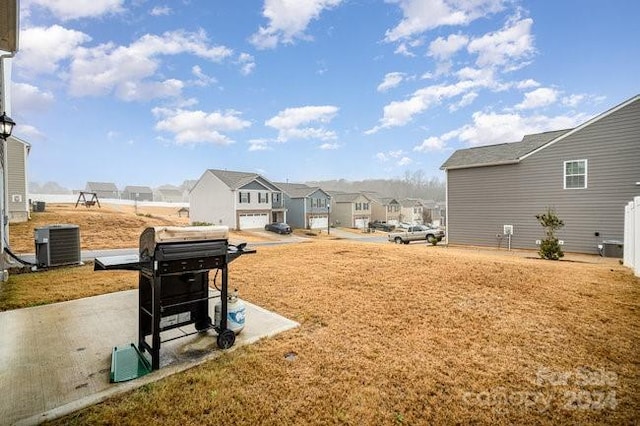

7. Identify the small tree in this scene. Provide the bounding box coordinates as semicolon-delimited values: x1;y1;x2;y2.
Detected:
535;207;565;260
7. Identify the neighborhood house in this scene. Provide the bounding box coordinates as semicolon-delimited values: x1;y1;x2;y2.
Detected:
189;169;286;229
441;94;640;254
276;182;331;230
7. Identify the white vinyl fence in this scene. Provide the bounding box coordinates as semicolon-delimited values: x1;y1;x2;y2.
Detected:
623;196;640;277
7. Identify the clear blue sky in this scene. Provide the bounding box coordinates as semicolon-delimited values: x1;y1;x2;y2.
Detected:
9;0;640;190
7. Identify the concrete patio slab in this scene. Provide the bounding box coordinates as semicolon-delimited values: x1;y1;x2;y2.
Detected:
0;290;299;425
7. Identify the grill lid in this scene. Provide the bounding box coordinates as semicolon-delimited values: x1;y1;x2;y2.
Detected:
146;226;229;243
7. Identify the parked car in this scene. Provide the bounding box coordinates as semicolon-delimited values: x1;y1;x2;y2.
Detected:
265;222;292;234
368;221;395;232
388;224;445;244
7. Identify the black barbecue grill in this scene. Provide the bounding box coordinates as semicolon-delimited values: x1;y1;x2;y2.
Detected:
95;226;254;371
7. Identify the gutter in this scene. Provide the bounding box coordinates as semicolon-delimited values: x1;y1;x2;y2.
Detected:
440;159;520;171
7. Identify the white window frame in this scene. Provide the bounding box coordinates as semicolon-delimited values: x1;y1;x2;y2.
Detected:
563;159;588;189
239;192;250;203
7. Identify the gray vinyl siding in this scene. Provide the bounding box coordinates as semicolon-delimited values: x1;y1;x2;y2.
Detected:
284;189;330;229
285;197;305;228
447;98;640;254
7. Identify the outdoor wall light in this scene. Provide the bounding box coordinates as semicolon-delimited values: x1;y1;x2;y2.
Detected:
0;112;16;140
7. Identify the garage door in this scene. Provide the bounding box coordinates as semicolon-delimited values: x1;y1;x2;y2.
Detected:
309;215;328;229
354;217;369;229
239;213;269;229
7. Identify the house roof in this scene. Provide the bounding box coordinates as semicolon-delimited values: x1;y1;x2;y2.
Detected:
275;182;328;198
441;94;640;170
330;192;371;203
377;197;399;205
440;129;571;170
86;181;118;192
398;198;423;208
207;169;281;191
123;185;153;194
158;188;183;196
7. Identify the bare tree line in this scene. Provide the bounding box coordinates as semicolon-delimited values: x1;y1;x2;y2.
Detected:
306;170;446;201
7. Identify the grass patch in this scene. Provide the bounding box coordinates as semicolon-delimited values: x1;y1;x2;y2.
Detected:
0;263;135;311
44;241;639;425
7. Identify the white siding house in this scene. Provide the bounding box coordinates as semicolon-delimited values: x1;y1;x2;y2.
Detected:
189;169;286;229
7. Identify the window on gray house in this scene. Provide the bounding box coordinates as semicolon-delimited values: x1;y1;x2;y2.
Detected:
564;160;587;189
258;192;269;203
239;192;250;203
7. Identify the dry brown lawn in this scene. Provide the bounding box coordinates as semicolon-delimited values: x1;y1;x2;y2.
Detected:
34;241;639;425
8;203;269;252
3;205;639;423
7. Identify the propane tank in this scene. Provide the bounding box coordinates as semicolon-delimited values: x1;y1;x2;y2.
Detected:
214;289;245;335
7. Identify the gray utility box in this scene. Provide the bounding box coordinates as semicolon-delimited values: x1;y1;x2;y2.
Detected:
35;224;81;268
602;240;624;258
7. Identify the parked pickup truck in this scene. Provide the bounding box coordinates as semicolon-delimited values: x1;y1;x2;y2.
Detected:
388;225;445;244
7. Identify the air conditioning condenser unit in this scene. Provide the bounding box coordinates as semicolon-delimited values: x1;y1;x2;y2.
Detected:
34;224;81;268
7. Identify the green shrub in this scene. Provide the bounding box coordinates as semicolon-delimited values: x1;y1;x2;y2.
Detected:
539;237;564;260
535;207;564;260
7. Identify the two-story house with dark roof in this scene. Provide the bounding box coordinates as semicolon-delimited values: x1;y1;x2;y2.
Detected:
441;94;640;254
189;169;286;229
276;182;331;230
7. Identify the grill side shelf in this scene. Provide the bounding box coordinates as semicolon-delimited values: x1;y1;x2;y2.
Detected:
94;254;147;271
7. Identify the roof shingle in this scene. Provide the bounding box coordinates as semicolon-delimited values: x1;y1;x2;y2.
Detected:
440;129;571;170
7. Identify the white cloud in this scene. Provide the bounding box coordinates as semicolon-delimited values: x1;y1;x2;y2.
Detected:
516;79;540;89
152;108;251;145
449;91;478;111
377;72;406;92
11;82;55;112
238;53;256;75
376;149;405;162
394;43;415;57
428;33;469;60
150;6;171;16
456;110;587;147
250;0;343;49
366;79;485;133
14;124;45;140
319;142;340;150
413;129;458;152
16;25;91;76
515;87;558;110
191;65;217;87
265;105;339;142
467;17;535;69
414;136;444;152
562;94;585;108
69;30;233;100
385;0;505;42
397;156;413;166
26;0;124;20
248;139;272;151
117;79;184;101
